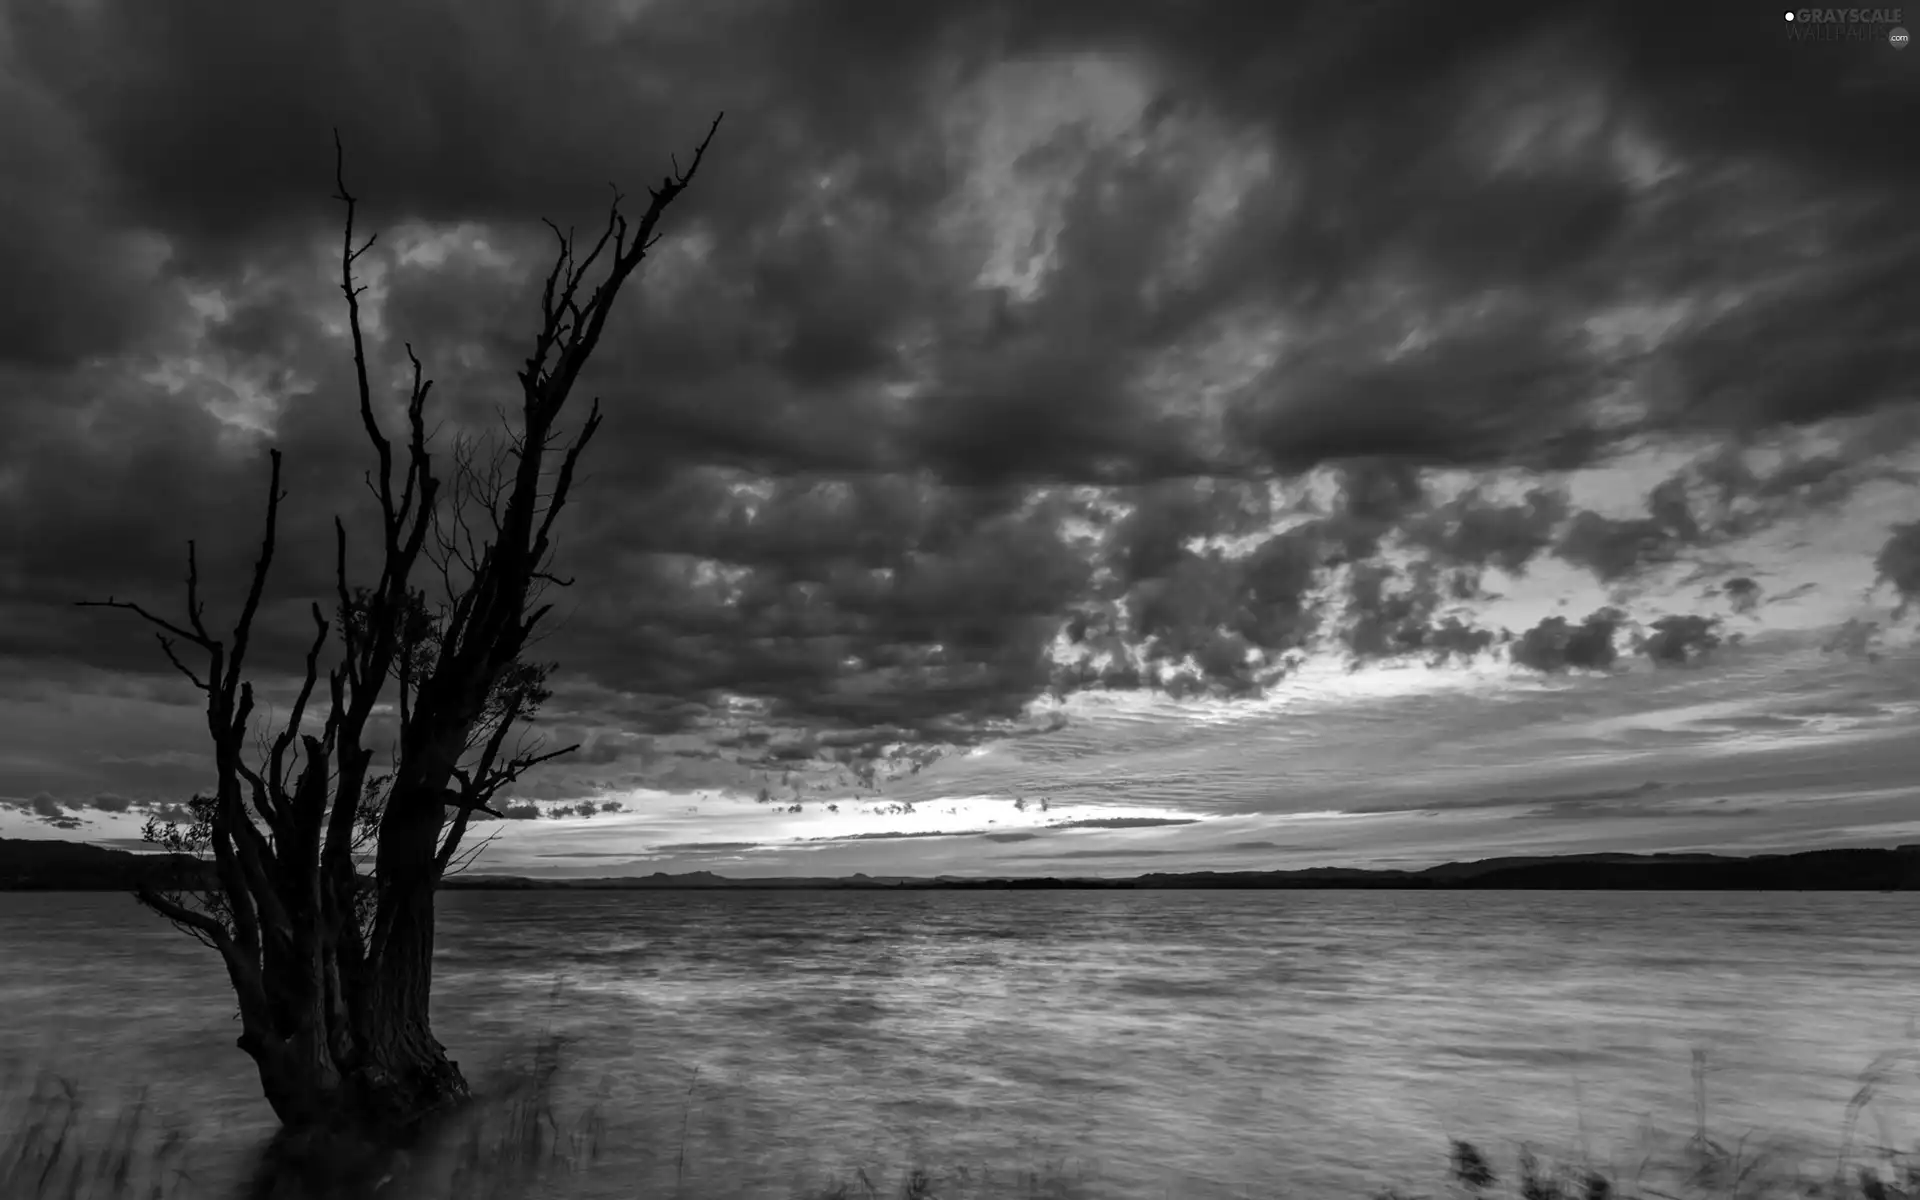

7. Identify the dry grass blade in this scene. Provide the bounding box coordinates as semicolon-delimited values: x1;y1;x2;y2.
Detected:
3;1045;1919;1200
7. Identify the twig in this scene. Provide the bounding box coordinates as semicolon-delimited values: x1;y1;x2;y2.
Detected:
676;1064;701;1190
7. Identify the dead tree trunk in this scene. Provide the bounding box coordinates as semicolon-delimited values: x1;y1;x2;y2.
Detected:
81;114;722;1148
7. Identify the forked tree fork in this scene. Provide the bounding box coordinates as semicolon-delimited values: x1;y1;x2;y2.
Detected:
77;113;723;1154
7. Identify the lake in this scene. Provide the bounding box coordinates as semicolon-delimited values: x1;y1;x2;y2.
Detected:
3;889;1918;1198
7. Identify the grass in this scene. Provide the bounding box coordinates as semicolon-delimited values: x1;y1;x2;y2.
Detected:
1394;1128;1920;1200
0;1038;618;1200
1380;1046;1920;1200
3;1043;1917;1200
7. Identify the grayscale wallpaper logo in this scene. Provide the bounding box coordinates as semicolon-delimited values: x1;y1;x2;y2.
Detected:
1784;7;1909;42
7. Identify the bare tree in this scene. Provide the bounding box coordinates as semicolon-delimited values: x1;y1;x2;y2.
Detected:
80;114;722;1144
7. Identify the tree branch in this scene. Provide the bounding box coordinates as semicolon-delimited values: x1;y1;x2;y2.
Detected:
335;129;395;542
531;401;602;560
439;825;504;879
270;604;331;801
133;882;272;1041
75;598;211;650
221;449;285;703
439;784;503;821
135;881;234;950
155;634;212;692
184;541;214;643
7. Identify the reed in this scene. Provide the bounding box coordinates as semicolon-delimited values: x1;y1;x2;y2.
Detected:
3;1045;1914;1200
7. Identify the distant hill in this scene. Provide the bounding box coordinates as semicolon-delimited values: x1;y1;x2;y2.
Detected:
7;838;1919;892
441;845;1920;891
1127;846;1920;890
0;837;212;891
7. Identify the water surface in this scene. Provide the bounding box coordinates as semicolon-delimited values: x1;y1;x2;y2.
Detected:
4;889;1917;1197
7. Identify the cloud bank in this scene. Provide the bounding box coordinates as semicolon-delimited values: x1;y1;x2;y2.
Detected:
1;0;1915;869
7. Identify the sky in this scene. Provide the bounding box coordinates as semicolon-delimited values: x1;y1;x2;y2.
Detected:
1;0;1917;879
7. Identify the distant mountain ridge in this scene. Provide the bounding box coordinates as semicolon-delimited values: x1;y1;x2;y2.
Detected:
0;837;210;891
8;837;1918;891
437;846;1920;891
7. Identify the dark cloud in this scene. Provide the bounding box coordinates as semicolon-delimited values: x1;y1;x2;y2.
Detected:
1638;614;1723;666
1325;460;1426;562
1876;522;1920;617
1536;414;1920;604
1723;577;1761;615
1696;715;1800;732
1510;608;1624;673
1767;582;1819;608
652;842;760;852
2;0;1916;782
0;71;164;367
1652;221;1920;437
1403;486;1568;578
1820;618;1885;662
1235;311;1614;476
1341;562;1494;665
1112;479;1276;584
576;730;649;766
1556;477;1703;583
0;793;84;828
1048;816;1198;830
1638;414;1920;564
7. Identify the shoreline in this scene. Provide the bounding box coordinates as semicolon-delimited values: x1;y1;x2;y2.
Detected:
6;838;1920;891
